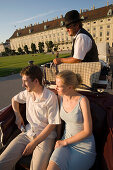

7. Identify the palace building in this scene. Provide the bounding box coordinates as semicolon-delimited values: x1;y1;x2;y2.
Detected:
6;2;113;52
0;40;10;54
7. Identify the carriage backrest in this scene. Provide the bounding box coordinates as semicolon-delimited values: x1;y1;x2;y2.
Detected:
45;62;101;89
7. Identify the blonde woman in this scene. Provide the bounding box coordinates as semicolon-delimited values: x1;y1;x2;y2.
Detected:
47;70;96;170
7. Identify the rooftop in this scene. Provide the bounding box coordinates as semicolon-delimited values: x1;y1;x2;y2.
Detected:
10;4;113;39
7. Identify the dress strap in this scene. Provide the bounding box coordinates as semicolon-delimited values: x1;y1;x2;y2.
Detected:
78;95;85;104
60;97;63;108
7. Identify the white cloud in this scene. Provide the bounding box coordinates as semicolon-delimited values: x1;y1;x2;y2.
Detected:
14;10;59;24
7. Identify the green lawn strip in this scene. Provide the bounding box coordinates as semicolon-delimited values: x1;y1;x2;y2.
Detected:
0;53;70;77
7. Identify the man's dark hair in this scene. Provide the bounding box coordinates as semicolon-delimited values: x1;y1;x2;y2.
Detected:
20;65;43;85
77;21;82;28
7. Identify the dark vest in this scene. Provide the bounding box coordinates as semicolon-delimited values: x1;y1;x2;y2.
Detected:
71;28;99;62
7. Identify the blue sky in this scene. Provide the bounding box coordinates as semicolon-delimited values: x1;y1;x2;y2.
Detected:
0;0;113;43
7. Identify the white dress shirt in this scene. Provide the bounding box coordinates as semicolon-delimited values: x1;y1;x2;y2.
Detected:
14;87;61;139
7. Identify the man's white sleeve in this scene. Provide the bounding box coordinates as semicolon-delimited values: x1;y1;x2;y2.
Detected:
13;90;27;103
73;34;92;60
47;93;61;125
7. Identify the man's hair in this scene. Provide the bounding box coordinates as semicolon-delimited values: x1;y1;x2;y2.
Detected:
20;65;43;85
77;21;82;28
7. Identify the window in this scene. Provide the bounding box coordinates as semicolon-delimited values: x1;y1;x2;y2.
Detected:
44;25;47;30
107;25;110;28
58;38;60;42
100;26;103;29
93;27;96;30
100;32;102;37
17;32;19;36
107;31;110;36
100;20;103;22
29;29;32;33
60;21;65;26
93;21;96;24
107;9;112;16
107;38;109;40
93;33;96;38
81;16;84;20
108;18;111;21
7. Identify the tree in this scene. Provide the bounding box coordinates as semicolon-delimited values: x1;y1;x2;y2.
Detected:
24;45;29;54
4;48;16;56
38;42;44;53
1;52;7;56
45;41;54;52
10;50;16;55
31;43;37;54
54;44;59;51
18;47;24;54
5;47;11;56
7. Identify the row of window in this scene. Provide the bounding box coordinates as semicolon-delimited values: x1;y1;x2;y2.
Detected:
85;18;112;26
17;26;66;37
97;37;109;41
93;25;110;30
93;31;110;37
86;25;111;32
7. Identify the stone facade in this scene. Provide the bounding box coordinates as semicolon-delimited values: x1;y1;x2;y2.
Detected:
0;43;5;53
0;41;10;53
9;3;113;52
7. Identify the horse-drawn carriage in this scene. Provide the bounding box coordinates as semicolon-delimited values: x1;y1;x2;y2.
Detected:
0;43;113;170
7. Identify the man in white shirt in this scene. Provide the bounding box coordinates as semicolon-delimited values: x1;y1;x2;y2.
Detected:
0;65;61;170
53;10;99;64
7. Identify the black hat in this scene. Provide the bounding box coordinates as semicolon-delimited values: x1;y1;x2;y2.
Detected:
65;10;83;27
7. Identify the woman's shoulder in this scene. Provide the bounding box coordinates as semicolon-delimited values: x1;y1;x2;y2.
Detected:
79;95;89;105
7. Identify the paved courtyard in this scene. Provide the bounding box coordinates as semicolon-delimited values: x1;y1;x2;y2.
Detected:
0;74;24;110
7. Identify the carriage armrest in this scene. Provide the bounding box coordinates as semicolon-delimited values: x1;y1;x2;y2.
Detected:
0;103;26;149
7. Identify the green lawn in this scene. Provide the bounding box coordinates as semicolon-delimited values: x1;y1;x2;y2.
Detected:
0;53;70;77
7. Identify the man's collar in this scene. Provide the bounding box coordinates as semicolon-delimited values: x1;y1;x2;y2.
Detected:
74;29;81;39
34;86;46;102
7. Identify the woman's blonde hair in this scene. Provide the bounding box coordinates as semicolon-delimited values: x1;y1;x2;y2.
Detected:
56;70;82;88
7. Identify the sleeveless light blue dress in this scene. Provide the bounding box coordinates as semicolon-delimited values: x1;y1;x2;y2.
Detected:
50;96;96;170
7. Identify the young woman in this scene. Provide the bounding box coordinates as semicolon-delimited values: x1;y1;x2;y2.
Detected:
47;70;96;170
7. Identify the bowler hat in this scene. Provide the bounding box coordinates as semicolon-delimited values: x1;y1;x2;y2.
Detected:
65;10;83;27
